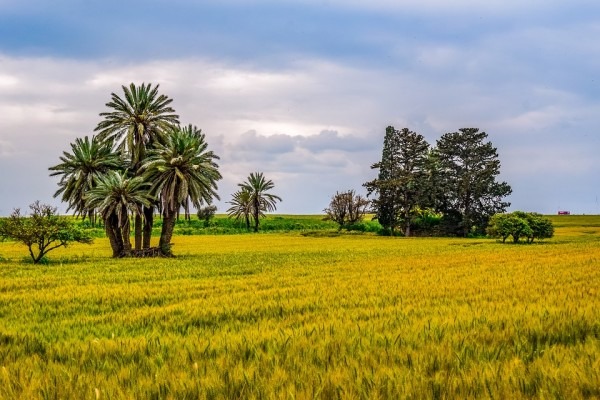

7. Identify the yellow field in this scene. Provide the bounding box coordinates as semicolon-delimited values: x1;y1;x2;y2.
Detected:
0;217;599;399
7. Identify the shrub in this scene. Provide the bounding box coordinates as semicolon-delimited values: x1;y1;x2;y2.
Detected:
487;211;553;243
324;190;370;230
0;201;93;264
197;205;218;226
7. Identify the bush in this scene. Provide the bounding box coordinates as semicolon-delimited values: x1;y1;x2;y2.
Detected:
487;211;554;243
197;205;218;226
324;190;370;230
411;207;443;235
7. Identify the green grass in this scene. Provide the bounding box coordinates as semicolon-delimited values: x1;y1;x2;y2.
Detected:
0;215;599;399
78;214;344;237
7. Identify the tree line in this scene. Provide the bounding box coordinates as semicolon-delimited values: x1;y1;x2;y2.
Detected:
1;84;551;263
328;126;513;237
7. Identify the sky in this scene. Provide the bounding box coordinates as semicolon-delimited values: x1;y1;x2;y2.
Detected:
0;0;599;215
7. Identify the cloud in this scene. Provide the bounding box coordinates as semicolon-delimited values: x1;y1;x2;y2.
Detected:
1;0;600;214
0;140;17;158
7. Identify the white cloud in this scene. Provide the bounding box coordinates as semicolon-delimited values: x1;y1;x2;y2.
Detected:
0;44;599;213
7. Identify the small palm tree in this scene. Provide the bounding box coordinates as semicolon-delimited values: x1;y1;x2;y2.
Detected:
85;171;153;257
238;172;282;232
227;189;253;230
95;82;180;250
49;135;122;224
142;124;221;255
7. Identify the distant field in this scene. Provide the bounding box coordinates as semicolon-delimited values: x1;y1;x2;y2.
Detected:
0;215;599;398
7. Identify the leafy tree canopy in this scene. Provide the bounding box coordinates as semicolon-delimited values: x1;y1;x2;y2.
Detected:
435;128;512;237
487;211;554;243
0;201;93;264
364;126;431;236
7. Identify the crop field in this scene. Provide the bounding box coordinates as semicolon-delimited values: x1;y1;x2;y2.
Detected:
0;216;599;399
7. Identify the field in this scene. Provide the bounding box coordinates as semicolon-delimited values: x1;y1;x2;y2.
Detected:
0;215;599;399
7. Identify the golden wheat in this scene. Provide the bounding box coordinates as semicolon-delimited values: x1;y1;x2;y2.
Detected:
0;217;598;399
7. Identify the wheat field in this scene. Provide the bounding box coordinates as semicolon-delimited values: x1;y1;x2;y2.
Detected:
0;216;599;399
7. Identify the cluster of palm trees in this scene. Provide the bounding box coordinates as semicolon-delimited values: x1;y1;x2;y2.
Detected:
227;172;282;232
49;83;221;257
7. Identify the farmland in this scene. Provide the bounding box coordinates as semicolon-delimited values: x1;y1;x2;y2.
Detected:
0;215;599;399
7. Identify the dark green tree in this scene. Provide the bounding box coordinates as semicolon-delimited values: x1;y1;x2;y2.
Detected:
238;172;282;232
95;83;179;250
487;211;553;243
0;201;93;264
364;126;430;236
434;128;512;237
515;211;554;243
49;135;122;224
142;125;221;255
487;213;531;243
85;171;153;257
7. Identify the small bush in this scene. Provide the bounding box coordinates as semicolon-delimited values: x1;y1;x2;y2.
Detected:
197;205;218;226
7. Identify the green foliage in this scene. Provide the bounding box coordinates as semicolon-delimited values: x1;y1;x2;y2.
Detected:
142;124;222;255
94;82;179;167
518;211;555;242
364;126;431;236
0;201;92;264
48;135;122;223
411;207;443;235
235;172;282;232
51;83;222;257
487;211;554;243
323;189;370;229
227;190;253;230
197;205;218;225
85;171;153;257
434;128;512;237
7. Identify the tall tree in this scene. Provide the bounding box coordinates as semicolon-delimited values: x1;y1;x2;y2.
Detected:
238;172;282;232
85;171;153;257
49;135;122;224
142;125;221;255
364;126;430;236
94;83;179;250
434;128;512;237
227;189;253;230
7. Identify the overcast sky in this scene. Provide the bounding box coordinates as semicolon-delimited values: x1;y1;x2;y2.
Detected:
1;0;599;215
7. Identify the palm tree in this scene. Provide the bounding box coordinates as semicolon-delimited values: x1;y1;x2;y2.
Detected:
94;82;179;250
142;124;221;255
85;171;153;257
49;135;122;224
227;189;253;230
238;172;282;232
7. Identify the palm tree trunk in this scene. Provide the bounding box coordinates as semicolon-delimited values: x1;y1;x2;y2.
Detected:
106;214;124;257
122;217;132;255
134;214;142;250
253;198;260;232
159;210;176;256
142;206;154;249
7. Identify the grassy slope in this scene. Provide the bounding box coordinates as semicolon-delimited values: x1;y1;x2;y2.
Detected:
0;216;599;399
